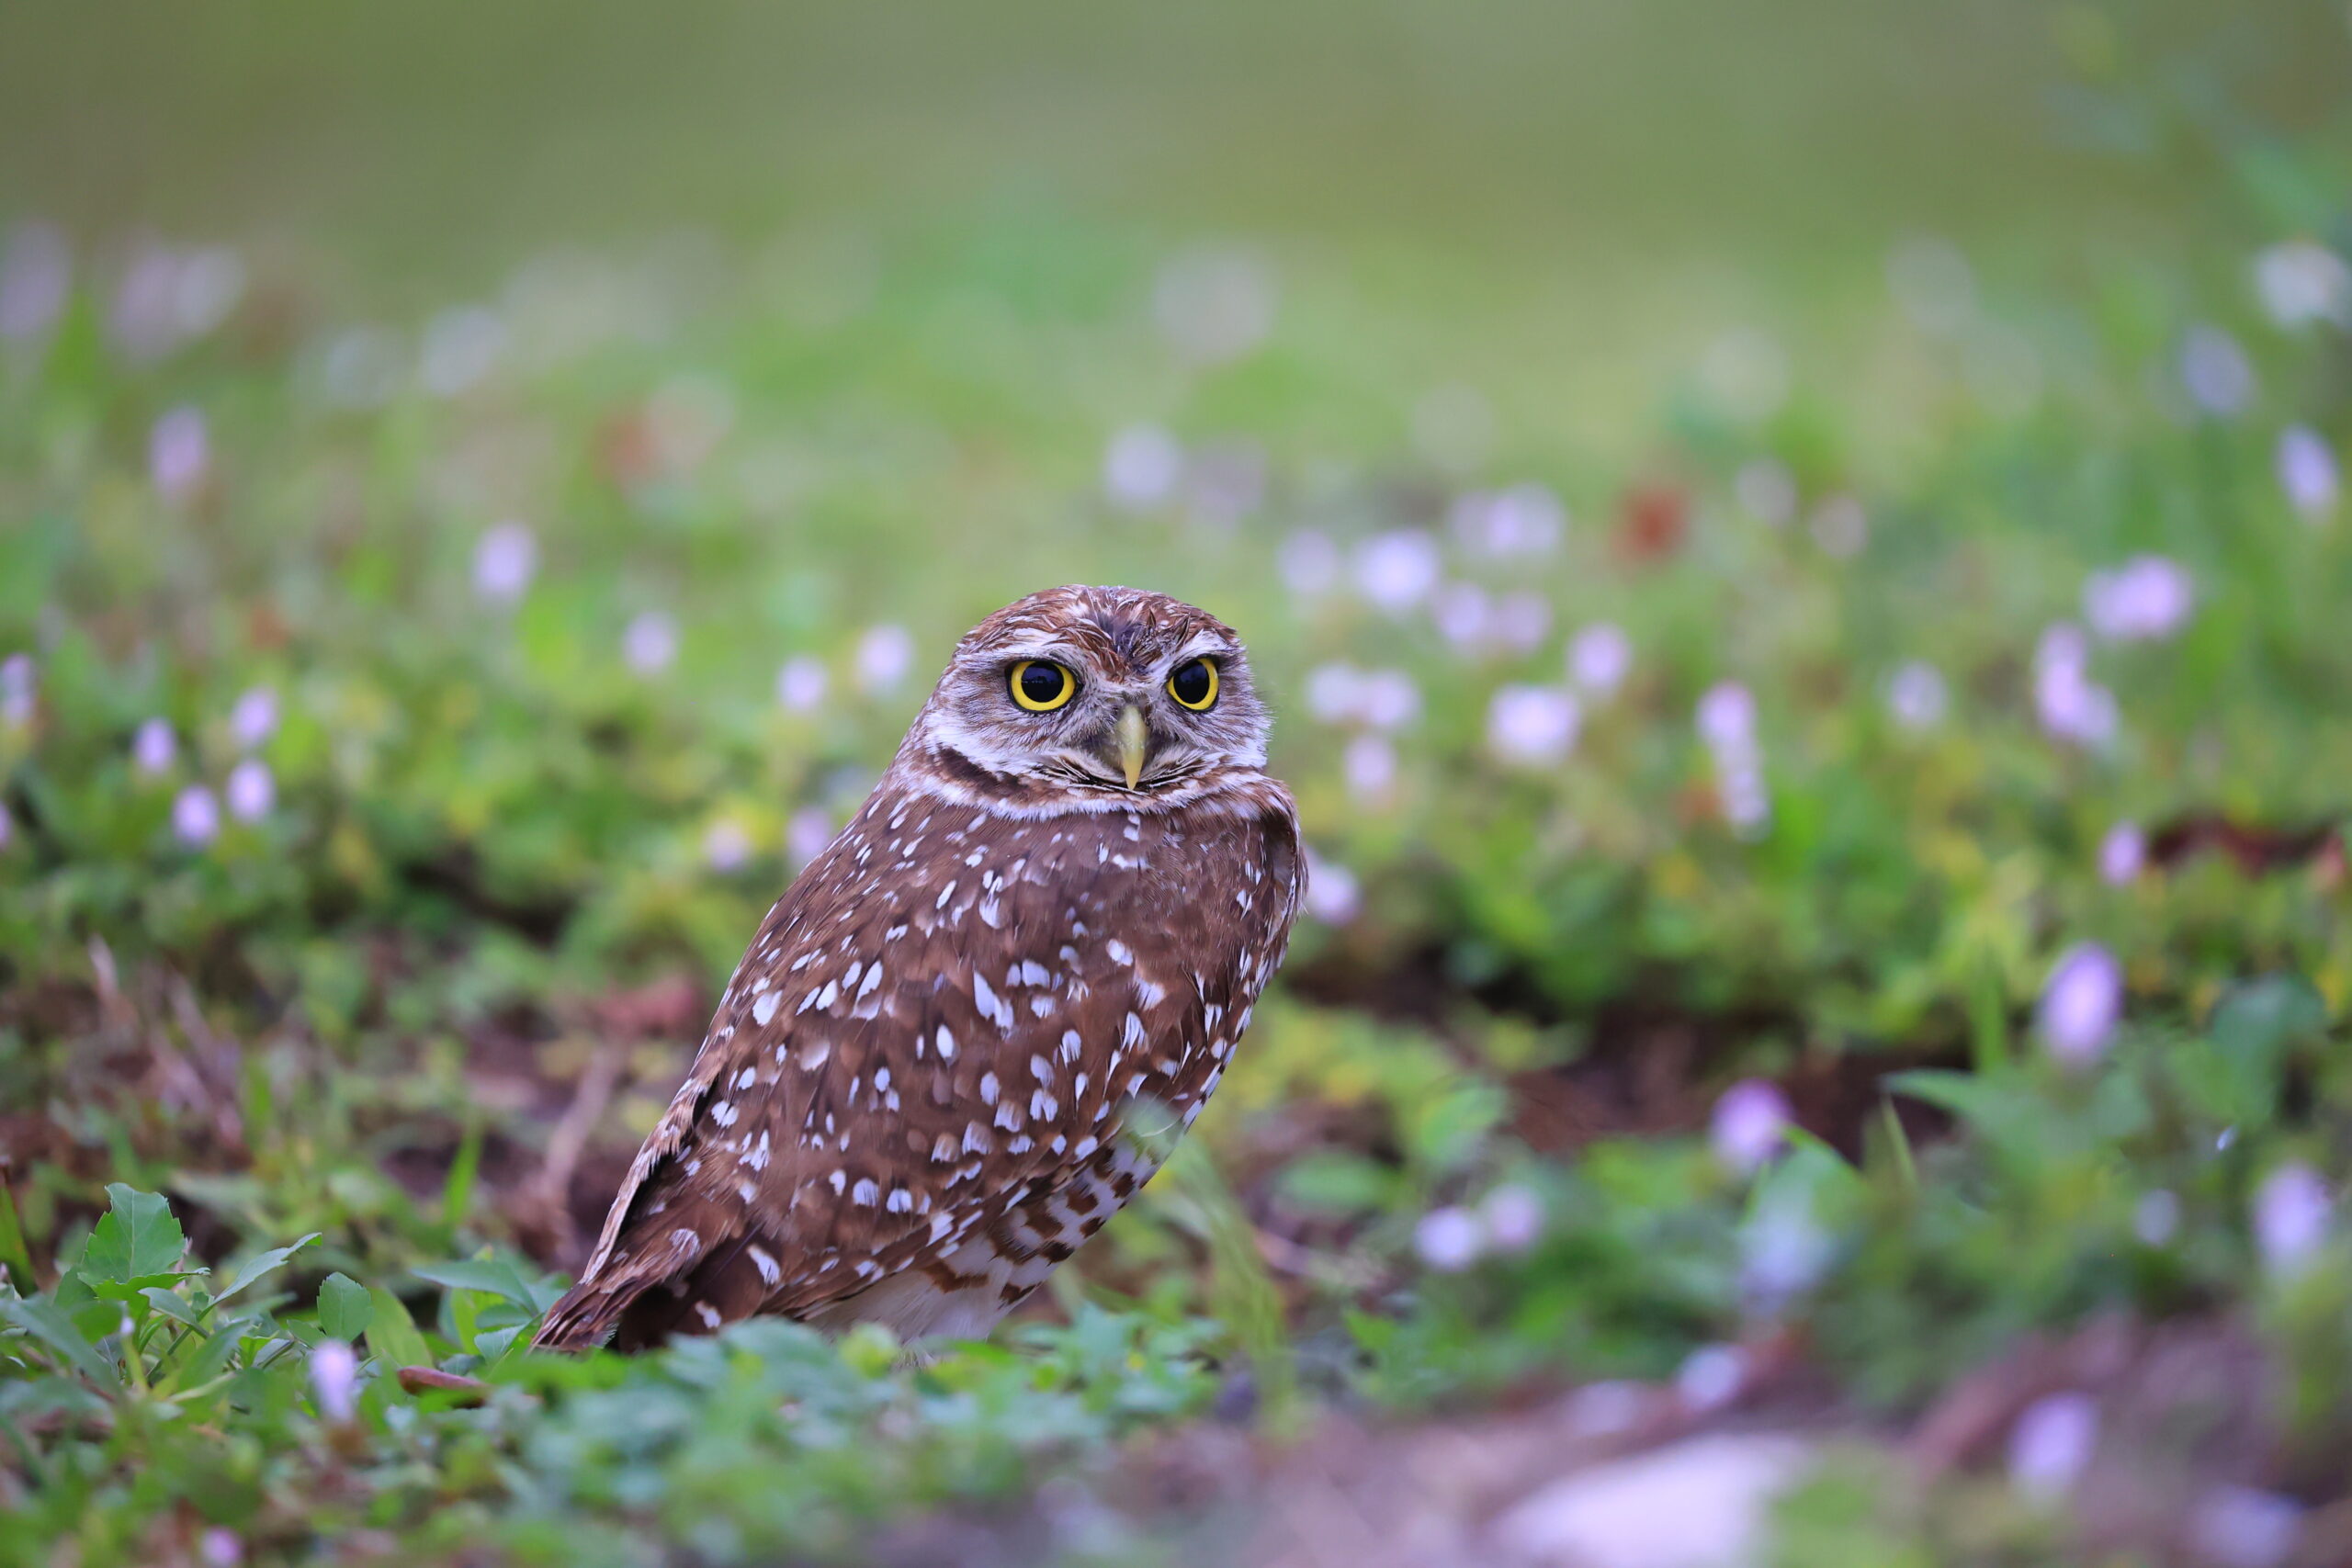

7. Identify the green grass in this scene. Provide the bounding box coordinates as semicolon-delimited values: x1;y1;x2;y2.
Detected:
6;6;2352;1564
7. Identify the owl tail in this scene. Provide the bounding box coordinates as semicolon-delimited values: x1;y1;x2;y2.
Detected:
534;1233;775;1353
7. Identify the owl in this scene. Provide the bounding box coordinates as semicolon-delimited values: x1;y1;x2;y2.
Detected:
536;585;1302;1351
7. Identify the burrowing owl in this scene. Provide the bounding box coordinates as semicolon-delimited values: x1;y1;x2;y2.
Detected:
537;585;1302;1351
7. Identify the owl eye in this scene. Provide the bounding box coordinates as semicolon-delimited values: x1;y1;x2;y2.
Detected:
1166;658;1219;711
1009;660;1078;712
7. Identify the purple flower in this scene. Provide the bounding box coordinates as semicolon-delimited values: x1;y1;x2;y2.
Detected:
473;522;537;603
309;1338;358;1421
775;655;828;713
1487;684;1580;767
1102;423;1183;511
418;305;506;398
622;612;677;674
2254;1163;2330;1279
1353;530;1442;615
1277;530;1341;596
0;220;71;341
1301;850;1360;926
1358;670;1421;732
1675;1344;1749;1415
1568;623;1632;697
1413;1205;1484;1272
1884;660;1948;731
230;685;278;750
1740;1185;1834;1308
198;1528;243;1568
2038;942;2123;1067
1151;247;1275;367
2099;821;2145;886
786;806;836;868
150;406;210;504
1697;683;1770;836
2034;624;2118;748
2188;1485;2304;1568
0;801;14;850
1710;1079;1793;1176
111;244;244;360
1479;1185;1544;1252
855;624;914;693
1304;662;1364;725
1432;581;1494;652
2277;425;2338;522
2008;1392;2099;1503
2254;241;2350;330
1492;592;1552;655
1695;682;1758;755
1342;734;1397;803
132;718;177;775
703;818;752;873
173;785;220;847
225;760;274;823
1450;484;1565;558
2084;556;2194;642
1734;459;1797;527
0;653;30;728
2180;325;2256;417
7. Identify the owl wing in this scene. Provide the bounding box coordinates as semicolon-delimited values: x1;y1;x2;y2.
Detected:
535;784;1301;1351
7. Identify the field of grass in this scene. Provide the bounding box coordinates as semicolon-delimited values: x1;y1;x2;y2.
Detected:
6;5;2352;1564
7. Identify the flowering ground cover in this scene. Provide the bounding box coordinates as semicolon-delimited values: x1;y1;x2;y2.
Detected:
6;7;2352;1564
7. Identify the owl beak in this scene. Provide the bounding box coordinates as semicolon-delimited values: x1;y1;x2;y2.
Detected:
1113;704;1148;790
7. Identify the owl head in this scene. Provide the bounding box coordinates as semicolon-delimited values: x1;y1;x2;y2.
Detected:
902;585;1272;810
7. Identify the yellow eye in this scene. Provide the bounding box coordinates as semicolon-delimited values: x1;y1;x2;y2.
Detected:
1166;658;1219;711
1010;660;1078;712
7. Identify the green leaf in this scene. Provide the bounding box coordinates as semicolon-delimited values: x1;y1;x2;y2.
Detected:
317;1273;374;1341
139;1287;207;1330
80;1185;186;1285
412;1258;538;1311
0;1294;119;1390
363;1287;435;1372
472;1324;526;1364
214;1234;322;1305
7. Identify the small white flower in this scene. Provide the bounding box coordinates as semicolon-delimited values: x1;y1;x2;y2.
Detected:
2181;325;2255;417
1301;852;1360;926
1277;530;1341;596
198;1527;243;1568
1884;661;1948;731
2254;240;2351;330
1413;1205;1484;1272
2034;624;2119;748
2008;1392;2099;1504
1717;757;1771;836
2133;1190;2180;1247
2254;1163;2330;1280
1807;495;1869;558
473;522;537;604
2038;942;2123;1067
1303;662;1364;726
1491;592;1552;655
132;718;177;775
1711;1079;1794;1175
1353;530;1442;615
1695;682;1757;755
1479;1185;1544;1253
224;760;273;823
703;818;752;873
2098;821;2144;886
150;406;210;504
1568;623;1632;698
855;624;914;693
1102;423;1183;511
1734;458;1797;527
0;220;71;342
775;655;829;713
230;685;278;750
1674;1344;1749;1415
309;1338;358;1421
1487;684;1580;767
2084;556;2194;643
786;806;836;867
418;305;506;398
173;784;220;847
1740;1185;1834;1308
1358;670;1421;732
1432;581;1494;652
1152;247;1276;367
1342;734;1397;803
623;612;677;674
2277;425;2338;521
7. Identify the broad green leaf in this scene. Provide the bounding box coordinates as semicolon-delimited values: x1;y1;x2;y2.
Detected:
363;1287;435;1372
472;1324;526;1364
1;1294;119;1390
214;1234;322;1305
411;1258;538;1311
80;1185;186;1284
140;1287;207;1330
317;1273;374;1341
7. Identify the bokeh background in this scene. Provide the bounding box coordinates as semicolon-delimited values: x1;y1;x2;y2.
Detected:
6;4;2352;1565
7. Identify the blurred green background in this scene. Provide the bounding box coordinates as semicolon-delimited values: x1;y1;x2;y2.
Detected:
6;4;2352;1565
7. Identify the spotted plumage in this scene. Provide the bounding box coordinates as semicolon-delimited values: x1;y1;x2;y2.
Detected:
537;585;1301;1351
